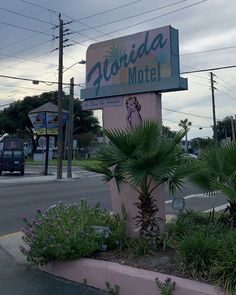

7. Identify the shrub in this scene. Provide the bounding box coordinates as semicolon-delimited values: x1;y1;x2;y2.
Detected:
177;230;220;280
212;230;236;295
122;237;154;258
159;210;225;250
20;200;126;265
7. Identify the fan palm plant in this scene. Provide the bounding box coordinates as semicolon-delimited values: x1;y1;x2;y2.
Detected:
81;121;190;239
189;142;236;227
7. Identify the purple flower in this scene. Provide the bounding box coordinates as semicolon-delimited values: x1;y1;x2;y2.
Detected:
36;208;42;214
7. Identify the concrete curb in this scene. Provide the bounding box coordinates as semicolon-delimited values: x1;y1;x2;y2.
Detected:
0;232;26;264
0;173;79;184
41;259;227;295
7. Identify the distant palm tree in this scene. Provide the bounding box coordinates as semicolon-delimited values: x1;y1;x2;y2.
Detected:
179;118;192;152
81;120;190;240
189;142;236;227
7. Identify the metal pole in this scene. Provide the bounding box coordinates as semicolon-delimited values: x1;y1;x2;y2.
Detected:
44;135;50;175
57;16;63;179
235;115;236;138
67;77;74;178
230;116;235;142
210;72;217;142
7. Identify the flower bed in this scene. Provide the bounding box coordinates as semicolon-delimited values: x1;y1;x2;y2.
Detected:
21;203;236;295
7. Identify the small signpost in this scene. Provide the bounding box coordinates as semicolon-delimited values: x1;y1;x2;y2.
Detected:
172;197;185;213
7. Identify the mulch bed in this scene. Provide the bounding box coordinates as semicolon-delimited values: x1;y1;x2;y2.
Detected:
92;248;181;277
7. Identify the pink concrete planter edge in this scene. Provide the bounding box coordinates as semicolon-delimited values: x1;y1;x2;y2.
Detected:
40;258;227;295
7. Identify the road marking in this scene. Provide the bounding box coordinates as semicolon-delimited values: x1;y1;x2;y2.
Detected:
165;194;206;204
203;203;229;213
166;194;228;213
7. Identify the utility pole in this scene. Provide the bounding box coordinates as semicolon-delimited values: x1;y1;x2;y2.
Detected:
230;116;235;142
67;77;74;178
235;115;236;138
210;72;217;142
57;15;63;179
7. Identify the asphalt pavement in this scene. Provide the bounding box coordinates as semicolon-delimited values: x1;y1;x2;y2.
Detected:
0;173;107;295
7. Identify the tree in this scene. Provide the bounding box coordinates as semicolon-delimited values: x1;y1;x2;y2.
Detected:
216;116;236;142
179;118;192;152
0;91;101;154
189;142;236;227
189;137;215;155
162;125;176;138
81;120;190;241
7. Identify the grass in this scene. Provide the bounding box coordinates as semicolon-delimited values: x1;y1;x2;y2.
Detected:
26;158;101;168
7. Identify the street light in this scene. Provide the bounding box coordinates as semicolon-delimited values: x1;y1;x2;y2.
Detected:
63;60;86;73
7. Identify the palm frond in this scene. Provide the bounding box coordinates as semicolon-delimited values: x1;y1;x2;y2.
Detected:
167;159;194;195
104;128;139;158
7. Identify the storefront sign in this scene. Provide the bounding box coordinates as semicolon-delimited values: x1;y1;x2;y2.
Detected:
28;112;46;135
81;25;187;100
29;112;68;135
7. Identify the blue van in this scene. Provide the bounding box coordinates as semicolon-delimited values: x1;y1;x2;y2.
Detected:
0;138;25;176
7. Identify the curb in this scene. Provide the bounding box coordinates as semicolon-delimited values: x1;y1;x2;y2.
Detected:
41;258;226;295
0;232;26;264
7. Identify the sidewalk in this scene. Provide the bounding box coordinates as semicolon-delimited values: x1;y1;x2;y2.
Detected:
0;170;101;185
0;172;81;184
0;171;107;294
0;232;106;295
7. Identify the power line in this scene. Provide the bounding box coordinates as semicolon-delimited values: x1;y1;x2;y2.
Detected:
0;20;52;35
73;0;143;21
0;6;54;25
217;89;236;101
181;64;236;74
0;50;53;72
6;0;205;77
0;82;51;92
0;28;52;51
181;44;236;56
70;0;207;44
20;0;142;42
163;107;213;120
21;0;143;22
216;81;236;94
0;73;83;87
69;0;193;43
0;52;57;67
163;118;212;129
0;40;50;65
74;0;193;33
215;75;236;90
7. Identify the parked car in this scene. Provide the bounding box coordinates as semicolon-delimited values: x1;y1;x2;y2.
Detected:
0;138;25;175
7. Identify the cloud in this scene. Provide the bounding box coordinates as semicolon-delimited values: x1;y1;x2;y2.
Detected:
0;0;235;140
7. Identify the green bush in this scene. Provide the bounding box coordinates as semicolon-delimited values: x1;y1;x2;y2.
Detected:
20;199;126;265
212;230;236;295
159;210;226;250
122;237;154;258
177;230;220;280
160;210;236;293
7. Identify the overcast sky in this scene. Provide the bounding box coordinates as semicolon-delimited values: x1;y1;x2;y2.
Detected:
0;0;235;139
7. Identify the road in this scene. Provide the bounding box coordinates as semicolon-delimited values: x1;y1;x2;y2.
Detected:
0;166;227;236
